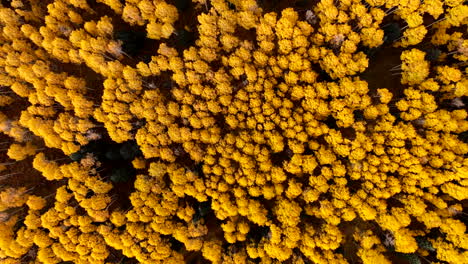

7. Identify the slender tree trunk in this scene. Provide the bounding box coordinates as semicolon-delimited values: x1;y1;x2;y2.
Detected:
0;172;21;180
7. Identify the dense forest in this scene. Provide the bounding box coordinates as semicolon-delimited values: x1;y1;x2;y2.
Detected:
0;0;467;263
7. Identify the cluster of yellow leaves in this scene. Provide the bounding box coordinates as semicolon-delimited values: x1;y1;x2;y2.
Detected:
7;142;37;161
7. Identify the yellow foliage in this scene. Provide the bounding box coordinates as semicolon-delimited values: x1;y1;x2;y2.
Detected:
0;0;467;263
7;142;37;161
